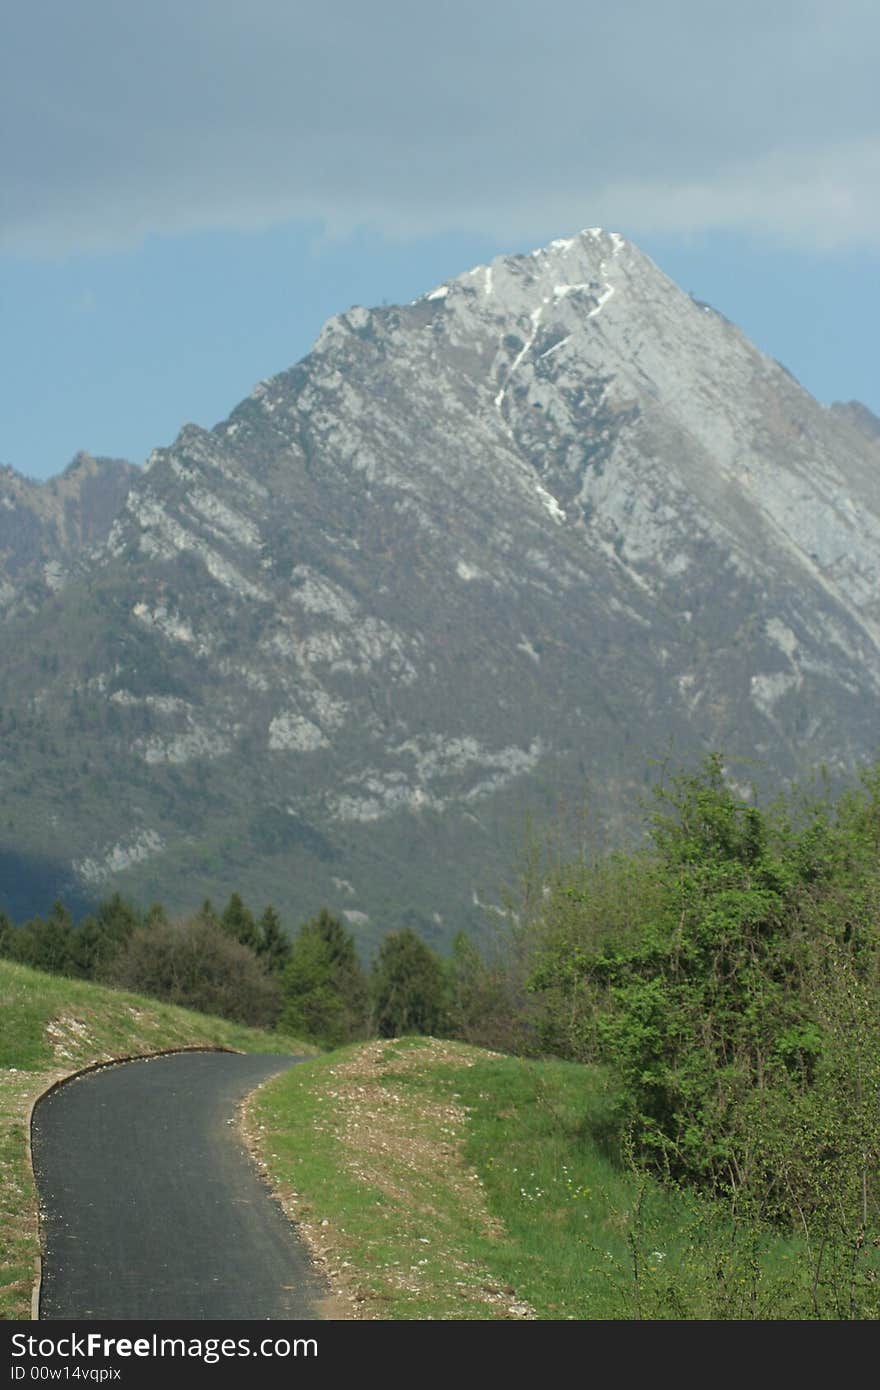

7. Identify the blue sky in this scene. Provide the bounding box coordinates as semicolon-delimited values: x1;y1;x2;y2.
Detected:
3;1;879;480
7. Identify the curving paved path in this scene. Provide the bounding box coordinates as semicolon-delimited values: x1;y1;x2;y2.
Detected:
31;1051;327;1320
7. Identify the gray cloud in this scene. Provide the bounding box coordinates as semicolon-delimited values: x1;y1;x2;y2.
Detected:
4;0;880;254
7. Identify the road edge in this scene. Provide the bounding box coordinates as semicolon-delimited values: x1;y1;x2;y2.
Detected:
26;1044;241;1321
238;1068;359;1321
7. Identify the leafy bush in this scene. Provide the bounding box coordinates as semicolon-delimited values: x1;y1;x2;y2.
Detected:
106;914;282;1027
526;754;880;1243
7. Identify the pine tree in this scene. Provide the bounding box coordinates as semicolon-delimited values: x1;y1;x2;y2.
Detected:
280;908;368;1046
256;905;291;974
220;892;259;951
371;927;448;1038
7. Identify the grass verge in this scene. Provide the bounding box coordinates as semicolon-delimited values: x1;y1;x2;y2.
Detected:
251;1037;825;1319
246;1037;533;1319
0;958;313;1320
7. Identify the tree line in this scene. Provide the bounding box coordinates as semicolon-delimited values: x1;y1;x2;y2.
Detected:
0;888;490;1043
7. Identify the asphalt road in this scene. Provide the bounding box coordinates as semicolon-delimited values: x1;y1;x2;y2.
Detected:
31;1050;328;1320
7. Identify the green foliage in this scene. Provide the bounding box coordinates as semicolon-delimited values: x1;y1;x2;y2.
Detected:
105;914;282;1028
256;904;292;975
526;849;664;1062
6;900;77;976
220;891;259;951
247;807;336;861
280;908;368;1047
0;911;11;957
75;892;141;978
444;930;526;1052
525;754;880;1250
257;1040;874;1319
0;892;150;983
371;927;449;1038
198;898;220;928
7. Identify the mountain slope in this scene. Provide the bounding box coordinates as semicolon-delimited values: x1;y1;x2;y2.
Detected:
0;452;136;610
2;230;879;942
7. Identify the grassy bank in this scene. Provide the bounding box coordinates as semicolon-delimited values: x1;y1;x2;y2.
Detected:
0;958;313;1320
251;1037;830;1319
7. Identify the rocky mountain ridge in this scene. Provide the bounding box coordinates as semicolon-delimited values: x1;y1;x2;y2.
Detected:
2;230;879;943
0;452;136;610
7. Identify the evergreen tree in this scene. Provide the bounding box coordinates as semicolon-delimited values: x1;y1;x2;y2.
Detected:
73;892;141;978
220;892;259;951
280;908;368;1046
256;905;291;975
371;927;448;1038
198;898;220;927
12;900;76;976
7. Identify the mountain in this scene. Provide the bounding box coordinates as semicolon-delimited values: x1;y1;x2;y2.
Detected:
2;230;879;945
0;452;136;610
828;399;880;444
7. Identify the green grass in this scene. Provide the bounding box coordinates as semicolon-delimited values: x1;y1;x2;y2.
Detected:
0;958;314;1320
254;1038;842;1319
451;1054;813;1319
250;1039;522;1319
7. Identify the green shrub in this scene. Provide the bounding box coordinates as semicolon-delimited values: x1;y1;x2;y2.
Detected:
106;914;282;1027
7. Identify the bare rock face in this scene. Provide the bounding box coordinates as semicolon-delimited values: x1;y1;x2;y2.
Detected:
2;231;880;942
0;452;136;608
829;399;880;444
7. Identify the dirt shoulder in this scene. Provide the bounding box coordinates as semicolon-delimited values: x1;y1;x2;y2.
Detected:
241;1037;536;1320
